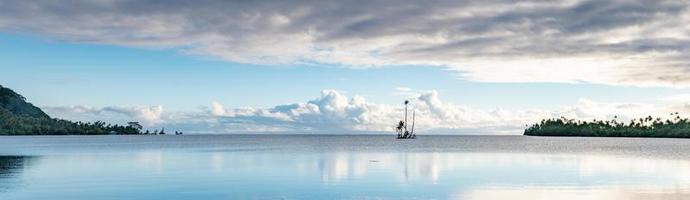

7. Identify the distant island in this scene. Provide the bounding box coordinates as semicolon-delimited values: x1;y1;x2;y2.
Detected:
0;85;143;135
525;114;690;138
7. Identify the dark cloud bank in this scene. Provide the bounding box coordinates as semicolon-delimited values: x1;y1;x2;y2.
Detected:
1;0;689;86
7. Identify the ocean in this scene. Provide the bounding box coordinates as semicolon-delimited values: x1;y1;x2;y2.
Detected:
1;135;690;199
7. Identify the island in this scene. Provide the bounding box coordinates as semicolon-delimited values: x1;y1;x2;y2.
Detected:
0;84;143;135
524;115;690;138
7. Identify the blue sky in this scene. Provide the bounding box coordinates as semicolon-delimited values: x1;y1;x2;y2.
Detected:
2;32;688;133
2;33;683;111
1;0;689;133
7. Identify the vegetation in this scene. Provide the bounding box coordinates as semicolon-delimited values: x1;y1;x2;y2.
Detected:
0;85;49;119
0;85;142;135
524;113;690;138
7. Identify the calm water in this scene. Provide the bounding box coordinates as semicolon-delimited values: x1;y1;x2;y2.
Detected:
2;135;690;200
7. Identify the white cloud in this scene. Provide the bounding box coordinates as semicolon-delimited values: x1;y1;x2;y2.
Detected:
659;94;690;103
210;101;226;116
393;87;431;98
103;105;164;124
44;90;690;134
43;105;163;125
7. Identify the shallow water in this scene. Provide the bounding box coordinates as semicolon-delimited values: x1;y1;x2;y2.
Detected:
1;135;690;199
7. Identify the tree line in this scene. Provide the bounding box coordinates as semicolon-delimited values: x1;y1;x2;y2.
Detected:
0;107;142;135
524;113;690;138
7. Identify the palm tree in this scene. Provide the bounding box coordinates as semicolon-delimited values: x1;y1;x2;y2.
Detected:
396;121;404;137
400;100;410;138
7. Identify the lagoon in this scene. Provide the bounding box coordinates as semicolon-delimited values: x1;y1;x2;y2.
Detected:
1;135;690;199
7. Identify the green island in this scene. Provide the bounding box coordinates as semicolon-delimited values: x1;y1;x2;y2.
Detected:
525;114;690;138
0;85;143;135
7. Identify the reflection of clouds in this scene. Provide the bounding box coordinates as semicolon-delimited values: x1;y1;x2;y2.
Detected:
318;153;350;182
135;151;163;172
426;153;441;184
462;187;627;200
352;154;368;177
577;156;690;182
459;186;690;200
399;153;441;184
317;152;444;184
210;153;224;173
313;152;690;187
5;151;690;199
449;154;690;200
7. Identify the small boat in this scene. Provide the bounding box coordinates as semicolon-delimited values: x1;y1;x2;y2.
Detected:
396;100;416;139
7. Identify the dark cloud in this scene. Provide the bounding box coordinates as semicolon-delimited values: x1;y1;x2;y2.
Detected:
0;0;689;86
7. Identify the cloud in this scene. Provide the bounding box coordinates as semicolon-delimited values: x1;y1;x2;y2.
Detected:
553;99;658;121
43;105;163;125
393;87;432;98
0;0;689;86
103;105;163;123
205;90;399;132
659;94;690;103
44;90;690;134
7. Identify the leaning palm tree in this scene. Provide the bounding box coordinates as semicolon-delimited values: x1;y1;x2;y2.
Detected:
405;100;410;132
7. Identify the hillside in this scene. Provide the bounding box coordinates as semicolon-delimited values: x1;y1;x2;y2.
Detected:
0;85;141;135
0;85;49;118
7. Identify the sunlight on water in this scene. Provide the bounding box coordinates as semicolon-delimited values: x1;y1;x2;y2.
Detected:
1;135;690;199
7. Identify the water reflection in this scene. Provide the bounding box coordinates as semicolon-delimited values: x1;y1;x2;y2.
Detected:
0;156;33;192
315;153;443;183
205;152;690;199
460;186;690;200
326;153;690;199
310;152;690;186
2;151;690;199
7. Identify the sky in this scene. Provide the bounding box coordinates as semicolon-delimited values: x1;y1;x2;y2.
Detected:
1;0;690;134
